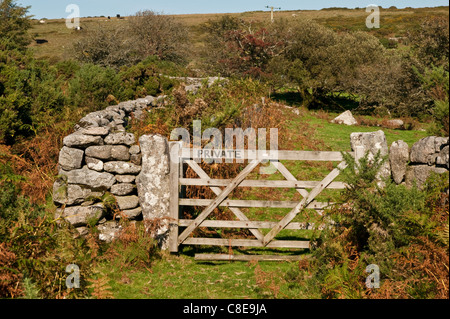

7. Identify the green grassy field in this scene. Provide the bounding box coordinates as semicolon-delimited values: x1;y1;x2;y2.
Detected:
99;251;313;299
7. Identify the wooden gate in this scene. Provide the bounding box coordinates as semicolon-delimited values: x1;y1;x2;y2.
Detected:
168;142;355;261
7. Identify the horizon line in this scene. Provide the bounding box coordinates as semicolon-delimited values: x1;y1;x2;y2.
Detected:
29;5;449;20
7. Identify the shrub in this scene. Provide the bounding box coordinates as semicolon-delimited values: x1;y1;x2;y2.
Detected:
118;56;180;100
72;10;189;68
72;24;139;69
0;47;31;144
416;65;449;136
68;63;123;109
409;16;449;70
128;10;188;65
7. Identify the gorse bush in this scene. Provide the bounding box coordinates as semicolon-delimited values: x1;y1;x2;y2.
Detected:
0;49;179;145
416;65;449;136
290;152;449;299
68;63;122;110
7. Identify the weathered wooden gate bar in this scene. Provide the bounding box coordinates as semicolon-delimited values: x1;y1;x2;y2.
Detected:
195;254;307;262
183;238;310;249
179;178;346;189
178;219;319;230
179;198;330;209
181;148;352;161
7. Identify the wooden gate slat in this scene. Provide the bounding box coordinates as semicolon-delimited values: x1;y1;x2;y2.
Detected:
182;149;351;161
179;178;346;189
179;198;331;209
183;237;310;249
178;219;320;230
178;159;261;245
195;254;307;262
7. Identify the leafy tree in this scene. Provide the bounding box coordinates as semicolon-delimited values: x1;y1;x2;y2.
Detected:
0;0;32;50
218;27;284;78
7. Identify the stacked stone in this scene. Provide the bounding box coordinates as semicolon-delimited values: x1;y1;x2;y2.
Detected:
351;131;449;189
389;136;449;188
405;136;449;188
53;96;159;241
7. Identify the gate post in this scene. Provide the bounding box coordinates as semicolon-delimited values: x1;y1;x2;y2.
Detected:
168;142;181;253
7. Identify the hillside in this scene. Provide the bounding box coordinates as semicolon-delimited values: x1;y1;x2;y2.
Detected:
28;6;449;63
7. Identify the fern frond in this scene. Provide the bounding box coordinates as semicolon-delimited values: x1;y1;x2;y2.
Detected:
87;274;114;299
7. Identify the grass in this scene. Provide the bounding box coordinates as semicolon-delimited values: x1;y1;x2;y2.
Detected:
304;110;429;150
98;251;314;299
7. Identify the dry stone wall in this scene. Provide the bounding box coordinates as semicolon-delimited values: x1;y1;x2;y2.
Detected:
53;77;225;247
350;131;449;188
404;136;449;188
53;95;170;244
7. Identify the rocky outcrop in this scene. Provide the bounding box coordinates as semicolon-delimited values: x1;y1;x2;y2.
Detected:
386;119;404;129
332;110;358;126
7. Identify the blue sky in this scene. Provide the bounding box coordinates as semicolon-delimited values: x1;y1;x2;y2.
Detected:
18;0;449;19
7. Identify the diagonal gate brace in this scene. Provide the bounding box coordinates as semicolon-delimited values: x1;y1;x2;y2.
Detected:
185;160;265;242
262;161;348;246
178;159;261;245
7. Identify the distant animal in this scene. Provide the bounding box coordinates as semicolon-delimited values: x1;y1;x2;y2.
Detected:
39;20;46;24
74;26;83;31
35;39;48;44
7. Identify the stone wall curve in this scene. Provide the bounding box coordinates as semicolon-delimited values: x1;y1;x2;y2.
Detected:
53;95;168;243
